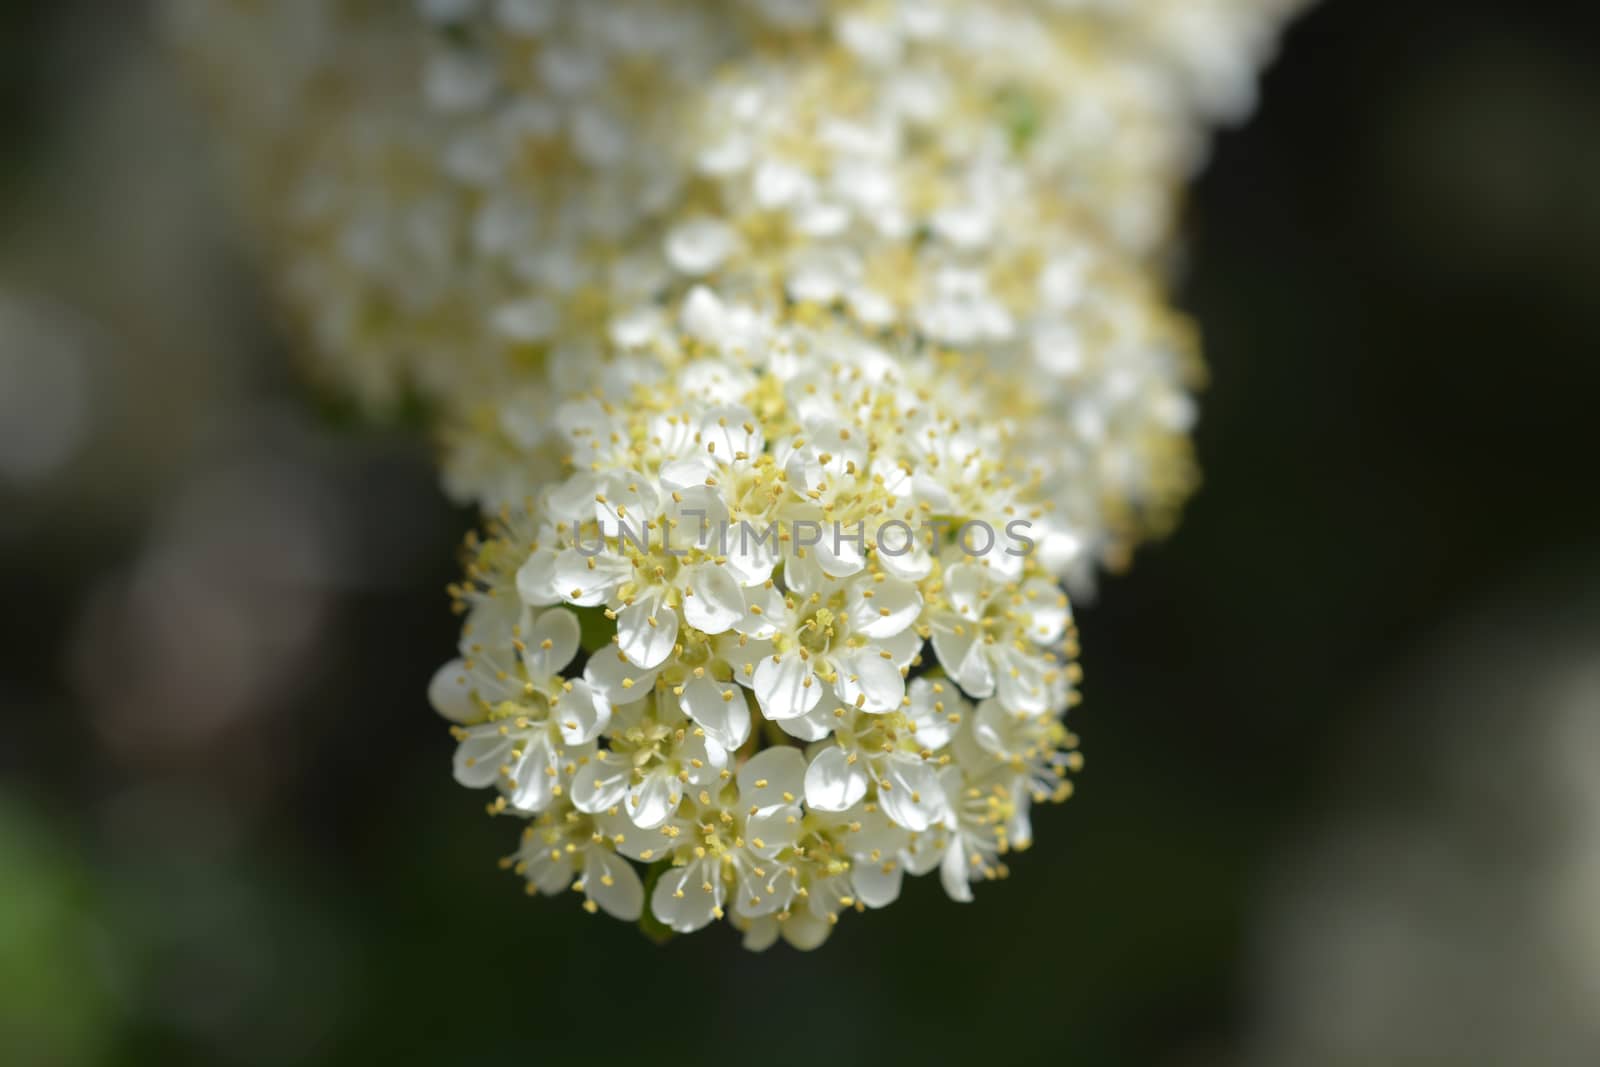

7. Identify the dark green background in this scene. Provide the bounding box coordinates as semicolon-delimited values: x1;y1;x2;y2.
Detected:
3;1;1598;1064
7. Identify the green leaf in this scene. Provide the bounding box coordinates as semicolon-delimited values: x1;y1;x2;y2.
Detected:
997;86;1042;153
575;605;615;653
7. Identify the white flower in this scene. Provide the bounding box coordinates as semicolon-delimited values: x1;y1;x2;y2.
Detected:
928;559;1073;715
665;218;739;276
674;666;755;753
417;294;1092;943
439;607;609;812
932;765;1030;903
731;571;923;721
172;0;1306;948
536;488;749;670
570;686;728;830
512;803;646;922
649;746;808;934
955;697;1080;811
734;797;941;951
679;286;780;365
825;801;935;910
802;675;965;830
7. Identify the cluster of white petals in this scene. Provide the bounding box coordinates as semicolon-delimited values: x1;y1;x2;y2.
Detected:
166;0;1303;946
430;310;1082;946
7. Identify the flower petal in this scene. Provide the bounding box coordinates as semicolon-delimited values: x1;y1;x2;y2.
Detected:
905;676;959;750
779;546;828;597
699;405;764;463
596;812;679;864
725;526;780;586
617;594;679;669
522;607;580;679
428;659;478;723
1007;785;1034;851
875;627;923;671
524;846;575;896
733;583;786;639
682;563;744;635
804;745;869;811
581;847;643;922
660;456;717;494
740;916;781;952
595;470;660;532
903;829;947;876
553;678;609;745
810;524;867;579
665;217;738;276
505;734;561;813
737;745;807;813
733;860;796;918
666;484;730;550
873;534;932;582
461;593;529;656
552;547;628;606
877;754;943;832
940;839;975;903
745;806;803;861
1020;578;1071;644
775;697;839;742
679;728;728;786
627;769;682;830
545;470;600;524
943;563;988;620
779;910;833;951
515;547;560;606
571;753;631;814
850;859;904;909
651;856;723;934
930;617;995;697
833;648;904;714
847;576;922;639
840;804;912;860
994;648;1052;715
583;648;659;706
752;651;822;721
679;674;752;752
452;724;513;789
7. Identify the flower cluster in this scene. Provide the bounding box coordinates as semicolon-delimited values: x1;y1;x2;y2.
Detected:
431;307;1081;946
167;0;1302;579
403;0;1274;583
166;0;1304;946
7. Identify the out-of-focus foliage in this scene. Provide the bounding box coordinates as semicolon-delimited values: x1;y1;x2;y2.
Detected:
0;799;114;1067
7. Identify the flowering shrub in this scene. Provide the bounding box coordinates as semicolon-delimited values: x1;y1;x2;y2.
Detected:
167;0;1302;947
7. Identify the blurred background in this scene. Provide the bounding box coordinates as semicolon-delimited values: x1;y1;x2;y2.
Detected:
3;1;1598;1064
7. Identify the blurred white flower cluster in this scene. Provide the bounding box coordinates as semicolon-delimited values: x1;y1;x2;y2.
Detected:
165;0;1301;947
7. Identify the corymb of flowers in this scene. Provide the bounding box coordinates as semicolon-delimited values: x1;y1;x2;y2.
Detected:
431;308;1081;949
168;0;1303;947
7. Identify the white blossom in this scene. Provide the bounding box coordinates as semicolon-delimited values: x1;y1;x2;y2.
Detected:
172;0;1304;948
